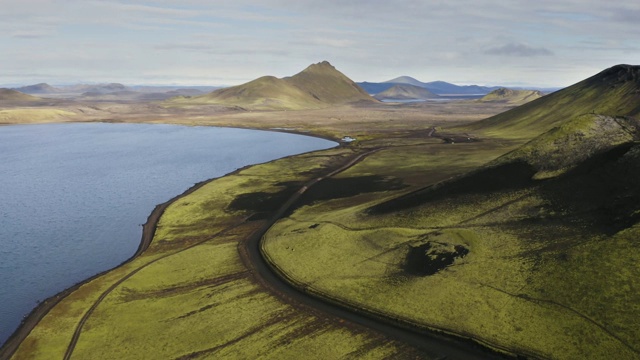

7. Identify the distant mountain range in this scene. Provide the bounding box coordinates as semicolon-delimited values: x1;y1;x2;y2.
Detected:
0;88;43;102
12;83;62;94
11;83;129;94
7;83;218;101
358;76;559;96
168;61;375;110
374;84;439;101
7;73;559;104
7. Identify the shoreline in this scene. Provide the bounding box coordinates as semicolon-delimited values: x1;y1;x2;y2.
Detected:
0;171;213;359
1;120;519;359
0;123;339;359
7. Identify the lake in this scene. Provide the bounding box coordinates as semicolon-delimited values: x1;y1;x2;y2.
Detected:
0;123;336;345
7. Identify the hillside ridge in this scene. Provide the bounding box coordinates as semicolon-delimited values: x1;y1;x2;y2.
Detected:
169;61;375;110
462;64;640;139
477;88;543;104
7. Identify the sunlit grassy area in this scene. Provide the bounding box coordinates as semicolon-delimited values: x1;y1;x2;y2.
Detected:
263;142;640;358
262;118;640;359
11;147;421;360
0;109;76;124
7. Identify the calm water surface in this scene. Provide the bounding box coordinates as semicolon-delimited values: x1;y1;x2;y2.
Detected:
0;123;335;344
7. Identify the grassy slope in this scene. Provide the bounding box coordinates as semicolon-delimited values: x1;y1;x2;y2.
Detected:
264;144;640;360
462;65;640;139
169;76;325;110
0;109;76;124
262;65;640;359
9;64;640;359
284;61;375;105
11;148;424;360
491;114;639;179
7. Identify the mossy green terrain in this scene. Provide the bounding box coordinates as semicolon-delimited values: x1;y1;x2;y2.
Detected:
0;109;77;124
6;64;640;360
262;65;640;359
168;75;325;110
462;65;640;140
9;148;425;359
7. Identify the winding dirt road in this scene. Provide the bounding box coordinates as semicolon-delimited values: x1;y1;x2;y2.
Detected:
238;148;509;360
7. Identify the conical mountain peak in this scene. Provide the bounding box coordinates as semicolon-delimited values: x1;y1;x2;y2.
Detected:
169;61;375;110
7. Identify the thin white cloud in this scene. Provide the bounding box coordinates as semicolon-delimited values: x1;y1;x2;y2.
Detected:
10;31;50;39
1;0;639;87
88;1;200;17
609;7;640;23
485;43;554;57
308;38;355;48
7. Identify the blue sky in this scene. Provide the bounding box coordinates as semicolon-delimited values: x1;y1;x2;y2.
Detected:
2;0;639;87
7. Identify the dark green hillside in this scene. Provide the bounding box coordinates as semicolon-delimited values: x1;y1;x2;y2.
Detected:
463;64;640;139
361;66;640;359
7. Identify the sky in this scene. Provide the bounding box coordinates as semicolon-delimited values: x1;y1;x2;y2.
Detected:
2;0;639;88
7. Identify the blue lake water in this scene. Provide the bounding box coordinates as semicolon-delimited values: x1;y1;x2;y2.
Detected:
0;123;335;345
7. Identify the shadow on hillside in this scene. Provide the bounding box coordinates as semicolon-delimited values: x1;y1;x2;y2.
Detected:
538;142;640;234
368;141;640;235
367;161;537;214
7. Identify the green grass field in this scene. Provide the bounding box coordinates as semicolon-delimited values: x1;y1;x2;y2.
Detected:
260;66;640;359
11;147;424;360
263;138;640;359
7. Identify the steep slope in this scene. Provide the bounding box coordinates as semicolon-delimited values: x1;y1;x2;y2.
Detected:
284;61;374;105
374;84;440;101
463;64;640;139
170;61;375;110
260;64;640;359
477;88;543;104
493;114;639;178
